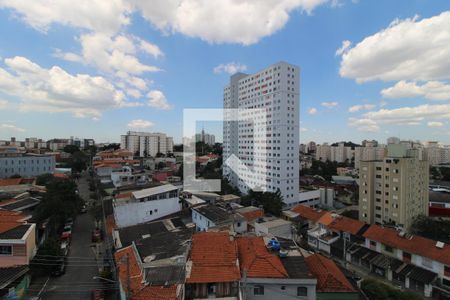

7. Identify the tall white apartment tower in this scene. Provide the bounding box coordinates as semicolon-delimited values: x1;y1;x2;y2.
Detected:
223;62;300;203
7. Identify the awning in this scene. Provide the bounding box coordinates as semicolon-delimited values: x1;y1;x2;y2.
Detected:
407;266;438;284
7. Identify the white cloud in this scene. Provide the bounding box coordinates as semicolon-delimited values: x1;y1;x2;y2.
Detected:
348;118;379;132
339;11;450;82
348;103;376;113
335;40;351;56
349;103;450;131
0;0;131;34
308;107;317;115
147;90;173;110
127;119;154;129
381;80;450;101
138;38;164;59
321;101;338;108
0;123;25;132
428;121;444;128
213;62;247;75
132;0;330;45
300;127;308;132
0;56;134;118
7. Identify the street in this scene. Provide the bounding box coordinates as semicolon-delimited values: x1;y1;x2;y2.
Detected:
39;173;111;299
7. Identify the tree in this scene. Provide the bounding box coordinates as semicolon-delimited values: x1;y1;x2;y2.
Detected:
242;189;283;216
410;214;450;243
100;143;120;151
156;152;165;158
31;238;62;275
157;162;166;170
63;144;80;154
361;279;422;300
36;173;54;186
9;174;21;178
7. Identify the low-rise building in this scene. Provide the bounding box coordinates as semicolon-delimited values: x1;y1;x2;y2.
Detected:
113;184;181;227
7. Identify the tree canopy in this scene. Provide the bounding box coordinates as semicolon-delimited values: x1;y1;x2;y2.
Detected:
361;279;422;300
242;189;283;216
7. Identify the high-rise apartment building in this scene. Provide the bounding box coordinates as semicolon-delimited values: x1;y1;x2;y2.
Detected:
223;62;299;203
195;129;216;146
359;144;429;230
120;131;174;157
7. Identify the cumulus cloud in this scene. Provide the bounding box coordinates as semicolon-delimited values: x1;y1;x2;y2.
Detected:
339;12;450;82
0;56;133;118
213;62;247;75
321;101;338;108
0;0;131;34
132;0;330;45
308;107;318;115
428;121;444;128
349;103;450;132
0;123;25;132
348;103;376;113
335;40;351;56
348;118;380;132
147;90;173;110
127;119;154;128
381;80;450;101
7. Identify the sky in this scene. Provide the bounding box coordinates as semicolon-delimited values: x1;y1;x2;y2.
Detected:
0;0;449;145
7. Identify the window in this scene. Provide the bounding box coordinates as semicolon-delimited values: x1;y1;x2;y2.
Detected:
254;285;264;295
280;286;286;290
385;245;393;252
370;241;376;247
403;252;411;261
0;245;12;255
297;287;307;296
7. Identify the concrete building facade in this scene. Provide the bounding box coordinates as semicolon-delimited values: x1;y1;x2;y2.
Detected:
223;62;299;203
0;154;55;178
120;131;174;157
359;144;429;230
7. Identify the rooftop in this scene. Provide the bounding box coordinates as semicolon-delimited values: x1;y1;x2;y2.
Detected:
186;232;240;283
363;224;450;266
291;205;328;222
193;205;231;224
235;206;264;222
305;254;355;292
0;197;40;211
0;224;31;239
280;256;315;279
327;216;366;235
114;246;179;300
145;265;185;286
0;265;29;289
237;236;287;278
132;184;179;199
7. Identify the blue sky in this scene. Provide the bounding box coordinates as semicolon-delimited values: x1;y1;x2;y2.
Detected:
0;0;449;144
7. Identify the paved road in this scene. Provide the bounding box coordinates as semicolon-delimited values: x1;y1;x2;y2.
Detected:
41;174;106;299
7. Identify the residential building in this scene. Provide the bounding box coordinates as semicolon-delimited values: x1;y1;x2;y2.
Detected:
120;131;174;157
237;236;317;300
223;62;299;203
0;210;36;267
191;205;232;232
185;232;241;299
113;184;181;227
424;141;448;166
254;217;293;239
359;143;429;230
305;254;358;300
195;128;216;146
315;143;331;162
0;154;55;178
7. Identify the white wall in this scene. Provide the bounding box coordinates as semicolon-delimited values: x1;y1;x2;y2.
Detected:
114;197;181;227
191;210;216;231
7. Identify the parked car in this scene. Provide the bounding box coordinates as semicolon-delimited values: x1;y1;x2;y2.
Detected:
91;228;101;243
80;204;87;213
61;231;71;240
60;240;70;257
65;218;74;226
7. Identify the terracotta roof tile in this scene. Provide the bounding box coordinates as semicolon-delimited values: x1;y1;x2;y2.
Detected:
114;246;178;300
237;237;287;278
0;222;23;235
291;205;327;222
187;232;240;283
238;208;264;222
317;212;334;226
305;254;355;292
328;217;366;235
0;178;22;186
363;224;450;266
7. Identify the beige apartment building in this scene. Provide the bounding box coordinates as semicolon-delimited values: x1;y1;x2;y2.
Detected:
359;144;429;230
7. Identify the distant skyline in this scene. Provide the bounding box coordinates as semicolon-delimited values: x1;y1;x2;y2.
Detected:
0;1;449;144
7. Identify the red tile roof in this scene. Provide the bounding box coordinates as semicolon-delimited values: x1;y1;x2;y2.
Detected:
237;237;287;278
0;210;29;226
114;246;178;300
363;224;450;265
0;178;23;186
187;232;240;283
291;205;327;222
317;212;334;226
238;208;264;222
328;217;366;235
305;254;355;292
0;222;23;234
